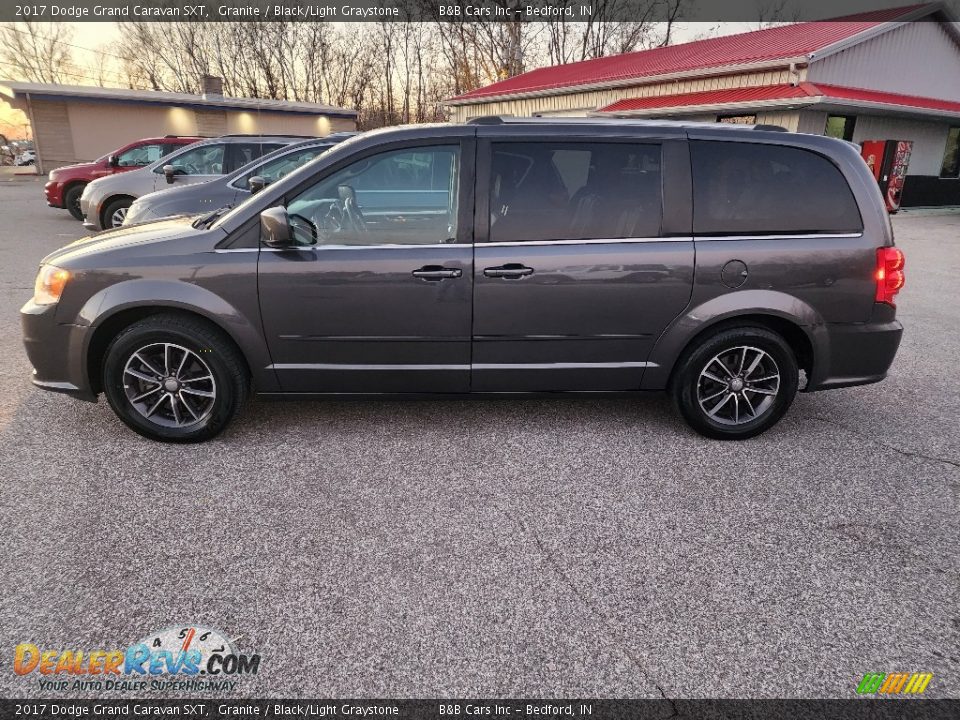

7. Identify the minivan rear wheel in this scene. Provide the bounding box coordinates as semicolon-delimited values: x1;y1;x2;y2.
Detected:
102;315;248;442
672;327;798;440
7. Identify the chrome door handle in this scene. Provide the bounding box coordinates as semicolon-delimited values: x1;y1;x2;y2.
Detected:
412;266;462;280
483;264;534;279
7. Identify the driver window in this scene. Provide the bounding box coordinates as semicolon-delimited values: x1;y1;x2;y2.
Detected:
285;145;460;246
116;144;164;167
164;144;225;176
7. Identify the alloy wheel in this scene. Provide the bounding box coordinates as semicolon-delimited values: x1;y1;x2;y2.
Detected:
110;206;128;227
122;343;217;428
697;345;781;426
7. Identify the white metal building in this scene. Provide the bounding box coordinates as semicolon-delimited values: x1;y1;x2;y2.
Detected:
446;3;960;207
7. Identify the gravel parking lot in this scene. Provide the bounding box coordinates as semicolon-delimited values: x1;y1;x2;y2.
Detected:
0;177;957;699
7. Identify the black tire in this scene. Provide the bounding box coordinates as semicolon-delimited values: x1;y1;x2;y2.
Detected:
102;314;249;443
672;326;798;440
102;197;132;229
64;184;85;221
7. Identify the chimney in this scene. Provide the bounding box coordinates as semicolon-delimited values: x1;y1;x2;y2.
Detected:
201;75;224;99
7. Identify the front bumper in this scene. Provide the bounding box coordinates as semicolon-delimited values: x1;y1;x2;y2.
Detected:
79;194;101;231
20;300;97;402
45;180;64;208
805;305;904;392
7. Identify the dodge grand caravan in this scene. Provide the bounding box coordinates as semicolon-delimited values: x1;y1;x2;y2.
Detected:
21;118;905;442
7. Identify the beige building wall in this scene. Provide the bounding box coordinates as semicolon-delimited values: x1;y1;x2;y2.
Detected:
66;102;187;162
223;111;354;137
30;99;76;168
26;99;356;171
447;68;807;122
655;110;802;131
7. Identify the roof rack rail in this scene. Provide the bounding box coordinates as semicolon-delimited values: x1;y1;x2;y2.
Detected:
753;124;787;132
219;133;318;138
466;115;510;125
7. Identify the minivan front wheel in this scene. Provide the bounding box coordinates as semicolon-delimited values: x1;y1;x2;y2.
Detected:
102;315;248;442
673;327;798;440
103;197;132;228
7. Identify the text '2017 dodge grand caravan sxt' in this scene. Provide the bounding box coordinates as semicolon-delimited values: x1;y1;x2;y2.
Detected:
21;118;904;443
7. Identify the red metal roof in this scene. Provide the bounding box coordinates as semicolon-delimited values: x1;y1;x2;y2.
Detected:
449;4;933;103
596;82;960;115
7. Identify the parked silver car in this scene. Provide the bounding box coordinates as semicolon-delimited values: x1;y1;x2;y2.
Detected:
80;135;308;231
123;134;355;227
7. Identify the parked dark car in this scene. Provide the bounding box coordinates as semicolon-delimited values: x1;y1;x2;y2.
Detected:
45;136;201;220
80;135;309;231
21;118;904;442
123;133;356;227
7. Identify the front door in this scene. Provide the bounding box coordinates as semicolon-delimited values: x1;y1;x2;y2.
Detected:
258;141;474;393
472;138;694;391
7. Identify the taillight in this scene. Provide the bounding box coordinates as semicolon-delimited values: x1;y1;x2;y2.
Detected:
875;247;905;305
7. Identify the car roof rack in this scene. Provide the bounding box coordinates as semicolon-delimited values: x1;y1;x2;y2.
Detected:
466;115;511;125
219;133;318;138
465;115;789;131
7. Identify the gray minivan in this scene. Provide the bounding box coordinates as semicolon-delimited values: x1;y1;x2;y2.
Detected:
21;118;904;442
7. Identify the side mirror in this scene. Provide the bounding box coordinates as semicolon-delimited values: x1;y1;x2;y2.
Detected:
107;155;118;168
260;206;291;247
163;164;176;184
248;175;266;194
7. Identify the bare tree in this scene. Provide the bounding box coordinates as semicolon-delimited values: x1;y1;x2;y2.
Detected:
544;0;683;65
753;0;802;29
5;1;694;130
0;22;78;83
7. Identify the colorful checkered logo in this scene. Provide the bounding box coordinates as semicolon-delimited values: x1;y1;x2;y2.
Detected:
856;673;933;694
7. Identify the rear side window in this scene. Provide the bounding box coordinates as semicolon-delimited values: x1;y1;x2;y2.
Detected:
489;142;662;242
226;143;285;173
691;141;862;235
161;142;184;156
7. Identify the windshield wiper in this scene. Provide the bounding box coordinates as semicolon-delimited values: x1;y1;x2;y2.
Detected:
191;205;232;229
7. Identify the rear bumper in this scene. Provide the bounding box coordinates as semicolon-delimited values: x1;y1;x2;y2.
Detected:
805;309;903;392
20;300;97;402
45;181;64;208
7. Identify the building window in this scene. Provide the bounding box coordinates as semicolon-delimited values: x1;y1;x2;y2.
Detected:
717;114;757;124
825;115;857;141
940;127;960;179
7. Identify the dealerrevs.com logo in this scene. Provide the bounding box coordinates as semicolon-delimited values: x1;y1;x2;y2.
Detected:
856;672;934;695
13;626;260;693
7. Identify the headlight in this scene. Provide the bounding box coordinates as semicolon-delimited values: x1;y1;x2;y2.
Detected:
33;265;72;305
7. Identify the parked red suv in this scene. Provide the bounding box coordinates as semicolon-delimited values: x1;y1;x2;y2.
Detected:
45;136;201;220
